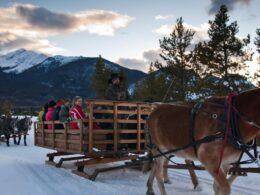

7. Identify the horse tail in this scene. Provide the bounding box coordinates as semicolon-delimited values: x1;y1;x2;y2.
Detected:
142;149;153;173
142;122;154;173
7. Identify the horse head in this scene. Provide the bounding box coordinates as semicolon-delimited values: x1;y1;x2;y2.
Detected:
17;116;32;132
236;88;260;139
25;117;32;130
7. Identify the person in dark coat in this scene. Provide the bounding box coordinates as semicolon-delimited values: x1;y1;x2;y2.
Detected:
41;103;49;122
59;99;71;123
52;100;64;129
41;102;49;129
104;73;129;150
105;73;129;101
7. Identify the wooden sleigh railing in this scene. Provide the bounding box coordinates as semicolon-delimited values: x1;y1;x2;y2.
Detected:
34;99;154;179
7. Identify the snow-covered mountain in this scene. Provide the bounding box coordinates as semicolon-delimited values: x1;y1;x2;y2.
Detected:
36;55;81;72
0;49;48;73
0;49;119;74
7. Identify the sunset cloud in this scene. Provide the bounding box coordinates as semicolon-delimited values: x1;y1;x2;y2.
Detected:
0;3;134;53
155;15;174;20
153;23;209;43
208;0;251;15
117;48;164;72
0;32;63;54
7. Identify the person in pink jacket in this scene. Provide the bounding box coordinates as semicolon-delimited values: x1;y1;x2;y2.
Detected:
45;100;56;129
69;96;86;129
69;96;101;129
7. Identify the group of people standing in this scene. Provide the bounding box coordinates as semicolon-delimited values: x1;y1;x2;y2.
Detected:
38;73;129;130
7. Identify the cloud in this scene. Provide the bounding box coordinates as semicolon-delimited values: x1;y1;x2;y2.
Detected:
153;23;209;43
155;15;174;20
117;48;164;72
0;32;63;54
208;0;251;15
0;3;134;54
0;4;134;37
117;58;147;72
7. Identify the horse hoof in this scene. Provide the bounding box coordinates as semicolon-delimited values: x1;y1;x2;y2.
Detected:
146;192;155;195
164;179;172;184
194;184;202;191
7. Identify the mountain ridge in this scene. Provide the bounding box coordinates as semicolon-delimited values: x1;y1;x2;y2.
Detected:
0;49;147;106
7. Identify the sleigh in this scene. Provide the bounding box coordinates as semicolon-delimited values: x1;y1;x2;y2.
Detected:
34;99;154;180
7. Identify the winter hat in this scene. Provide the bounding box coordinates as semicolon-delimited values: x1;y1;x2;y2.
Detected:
108;73;120;83
48;100;56;107
56;100;64;107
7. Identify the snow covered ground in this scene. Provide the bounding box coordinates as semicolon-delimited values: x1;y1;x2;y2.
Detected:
1;117;260;195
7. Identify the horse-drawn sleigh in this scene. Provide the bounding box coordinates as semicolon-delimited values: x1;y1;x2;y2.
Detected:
0;116;32;146
34;88;260;195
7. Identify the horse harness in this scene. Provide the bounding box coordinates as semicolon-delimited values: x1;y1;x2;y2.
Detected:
146;93;260;171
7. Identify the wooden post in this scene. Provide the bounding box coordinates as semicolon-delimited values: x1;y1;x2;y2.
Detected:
34;122;37;145
80;119;83;152
88;102;93;153
137;104;141;151
52;121;55;148
42;121;45;146
113;103;118;152
64;123;68;152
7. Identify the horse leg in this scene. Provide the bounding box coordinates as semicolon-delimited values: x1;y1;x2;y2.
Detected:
154;156;168;195
185;160;199;189
13;133;17;145
223;164;237;185
5;133;10;147
17;133;21;145
207;167;231;195
163;159;172;184
24;133;27;146
163;159;171;184
146;161;156;195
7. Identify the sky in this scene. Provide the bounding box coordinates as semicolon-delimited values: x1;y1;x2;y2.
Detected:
0;0;259;73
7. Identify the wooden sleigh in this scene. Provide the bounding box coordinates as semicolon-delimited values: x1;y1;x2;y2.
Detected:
34;99;154;180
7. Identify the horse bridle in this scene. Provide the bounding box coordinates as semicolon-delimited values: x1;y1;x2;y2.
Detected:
194;93;260;172
201;98;260;132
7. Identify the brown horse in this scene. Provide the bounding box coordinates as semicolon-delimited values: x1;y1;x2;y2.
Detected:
146;88;260;195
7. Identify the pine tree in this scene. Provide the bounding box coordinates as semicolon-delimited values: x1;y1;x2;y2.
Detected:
254;28;260;87
155;17;195;101
92;55;111;99
133;63;167;102
255;28;260;53
193;5;252;95
118;68;128;90
210;5;251;92
0;100;13;115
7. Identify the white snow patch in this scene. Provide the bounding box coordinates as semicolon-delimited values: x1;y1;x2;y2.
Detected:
0;49;48;73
